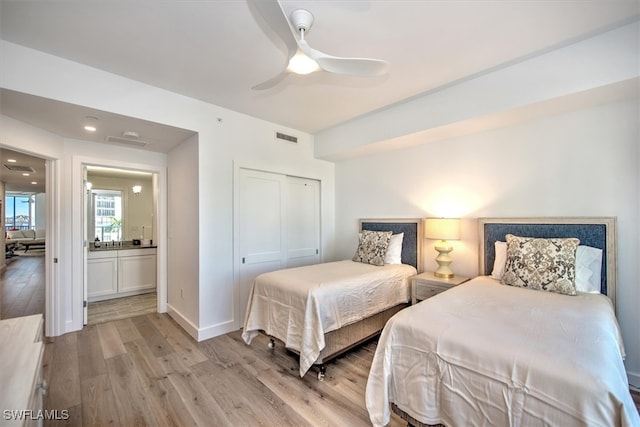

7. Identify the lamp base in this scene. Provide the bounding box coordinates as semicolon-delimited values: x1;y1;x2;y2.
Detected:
433;240;455;279
434;271;454;279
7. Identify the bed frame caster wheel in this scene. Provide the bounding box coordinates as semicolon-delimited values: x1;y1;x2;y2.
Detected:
317;365;326;381
268;338;275;349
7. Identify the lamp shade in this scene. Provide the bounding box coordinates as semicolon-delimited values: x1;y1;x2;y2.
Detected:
425;218;460;241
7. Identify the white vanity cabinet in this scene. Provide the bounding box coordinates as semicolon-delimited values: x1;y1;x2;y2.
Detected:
87;251;118;299
118;248;157;293
88;247;156;301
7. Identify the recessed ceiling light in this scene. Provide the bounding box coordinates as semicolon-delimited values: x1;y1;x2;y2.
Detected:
7;159;16;163
31;181;38;185
123;131;140;139
84;116;99;132
22;173;30;176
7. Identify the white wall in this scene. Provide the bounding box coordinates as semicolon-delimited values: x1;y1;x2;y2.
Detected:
333;97;640;386
1;41;336;340
167;134;200;336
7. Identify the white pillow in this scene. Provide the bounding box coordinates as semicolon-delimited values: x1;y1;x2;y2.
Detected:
491;240;603;293
575;245;603;293
384;233;404;264
491;241;507;279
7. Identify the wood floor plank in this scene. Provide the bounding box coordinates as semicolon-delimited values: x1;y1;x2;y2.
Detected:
105;353;168;426
125;338;198;427
80;374;120;426
149;312;208;367
47;332;82;411
97;321;127;359
76;324;107;378
113;317;144;343
130;314;173;357
157;352;233;426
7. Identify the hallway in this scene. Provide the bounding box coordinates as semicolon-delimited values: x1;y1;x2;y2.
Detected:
0;254;44;319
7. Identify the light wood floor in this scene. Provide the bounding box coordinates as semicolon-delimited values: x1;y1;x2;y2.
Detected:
41;311;640;427
42;312;408;426
88;292;157;325
0;255;45;319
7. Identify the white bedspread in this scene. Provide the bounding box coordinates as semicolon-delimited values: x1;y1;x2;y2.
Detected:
366;276;639;427
242;260;416;377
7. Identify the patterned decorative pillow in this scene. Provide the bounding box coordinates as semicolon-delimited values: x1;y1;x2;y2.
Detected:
352;230;393;266
501;234;580;296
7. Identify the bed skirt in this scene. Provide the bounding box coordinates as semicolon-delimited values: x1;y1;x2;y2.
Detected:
286;302;408;367
391;404;445;427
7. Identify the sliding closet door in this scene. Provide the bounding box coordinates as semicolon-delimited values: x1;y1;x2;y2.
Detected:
237;169;321;323
238;169;286;322
286;176;320;268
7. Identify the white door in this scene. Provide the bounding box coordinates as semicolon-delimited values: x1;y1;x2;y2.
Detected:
238;169;287;322
286;176;320;268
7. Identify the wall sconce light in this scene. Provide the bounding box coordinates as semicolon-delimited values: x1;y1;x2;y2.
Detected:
132;185;142;196
424;218;461;278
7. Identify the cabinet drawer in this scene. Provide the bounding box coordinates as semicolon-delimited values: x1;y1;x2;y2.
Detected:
414;282;449;300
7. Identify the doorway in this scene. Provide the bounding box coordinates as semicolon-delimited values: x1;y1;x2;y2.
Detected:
84;165;158;325
0;148;48;321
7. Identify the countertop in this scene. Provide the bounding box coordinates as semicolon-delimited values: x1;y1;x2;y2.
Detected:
90;242;157;251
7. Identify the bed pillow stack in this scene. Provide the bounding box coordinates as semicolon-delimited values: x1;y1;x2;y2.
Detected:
353;230;392;266
501;234;580;296
492;238;603;294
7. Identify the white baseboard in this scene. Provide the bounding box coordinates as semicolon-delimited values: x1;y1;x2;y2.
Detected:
166;304;237;342
166;304;199;340
196;319;236;341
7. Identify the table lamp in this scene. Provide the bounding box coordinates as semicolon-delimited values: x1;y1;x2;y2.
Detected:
425;218;460;278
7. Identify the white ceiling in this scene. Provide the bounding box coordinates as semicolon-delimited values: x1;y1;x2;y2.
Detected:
0;147;46;193
0;0;638;143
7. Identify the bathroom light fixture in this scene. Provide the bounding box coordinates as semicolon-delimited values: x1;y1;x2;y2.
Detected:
132;185;142;196
84;116;99;132
424;218;461;278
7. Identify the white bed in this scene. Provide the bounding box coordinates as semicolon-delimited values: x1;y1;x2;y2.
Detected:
366;217;640;427
242;219;421;378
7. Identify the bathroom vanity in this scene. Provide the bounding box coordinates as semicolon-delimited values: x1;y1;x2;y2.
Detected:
88;243;157;301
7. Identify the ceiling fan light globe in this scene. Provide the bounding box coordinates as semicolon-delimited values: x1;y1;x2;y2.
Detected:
287;52;319;75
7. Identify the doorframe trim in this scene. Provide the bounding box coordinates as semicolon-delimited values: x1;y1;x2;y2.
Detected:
72;155;167;332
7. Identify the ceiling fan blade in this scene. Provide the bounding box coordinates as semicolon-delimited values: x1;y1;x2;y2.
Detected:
248;0;298;59
316;57;389;76
251;71;290;91
298;40;389;77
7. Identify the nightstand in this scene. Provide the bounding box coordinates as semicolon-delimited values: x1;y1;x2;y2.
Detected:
412;272;470;304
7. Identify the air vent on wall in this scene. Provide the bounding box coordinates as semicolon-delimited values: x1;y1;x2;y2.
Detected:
275;131;298;144
105;136;148;148
3;164;36;173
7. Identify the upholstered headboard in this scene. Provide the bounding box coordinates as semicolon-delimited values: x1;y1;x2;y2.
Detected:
478;217;617;306
360;218;423;272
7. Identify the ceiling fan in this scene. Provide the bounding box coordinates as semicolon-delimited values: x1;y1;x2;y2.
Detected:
250;0;389;90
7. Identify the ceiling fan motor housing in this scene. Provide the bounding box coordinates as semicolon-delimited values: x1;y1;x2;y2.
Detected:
290;9;314;32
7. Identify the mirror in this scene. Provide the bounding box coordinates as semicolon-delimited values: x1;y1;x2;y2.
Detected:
86;166;154;243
